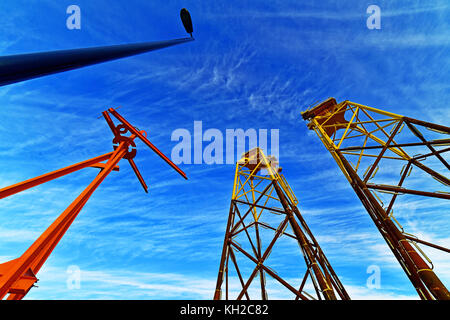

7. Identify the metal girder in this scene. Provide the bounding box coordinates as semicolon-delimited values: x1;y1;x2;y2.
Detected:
214;148;349;300
0;109;186;300
302;98;450;300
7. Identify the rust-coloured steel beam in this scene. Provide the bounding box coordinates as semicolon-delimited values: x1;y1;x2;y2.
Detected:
0;152;114;199
272;181;337;300
366;184;450;200
336;150;448;300
108;108;187;180
0;108;187;299
0;143;128;299
128;158;149;193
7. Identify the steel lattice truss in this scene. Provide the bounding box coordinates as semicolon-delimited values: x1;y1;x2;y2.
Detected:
214;148;349;300
302;98;450;300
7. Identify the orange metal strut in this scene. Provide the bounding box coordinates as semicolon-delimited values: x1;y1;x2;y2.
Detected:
0;108;186;299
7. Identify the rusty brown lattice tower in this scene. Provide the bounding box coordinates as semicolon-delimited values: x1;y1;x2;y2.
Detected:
302;98;450;300
214;148;349;300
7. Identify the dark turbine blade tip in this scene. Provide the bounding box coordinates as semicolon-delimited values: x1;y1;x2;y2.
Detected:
180;8;193;34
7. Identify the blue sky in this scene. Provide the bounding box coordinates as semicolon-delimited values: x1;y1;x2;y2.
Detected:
0;0;448;299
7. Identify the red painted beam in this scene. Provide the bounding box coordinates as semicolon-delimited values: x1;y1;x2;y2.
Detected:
0;152;114;200
108;108;188;180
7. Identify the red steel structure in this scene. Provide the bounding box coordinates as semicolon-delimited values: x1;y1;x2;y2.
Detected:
214;148;349;300
0;108;186;300
302;98;449;300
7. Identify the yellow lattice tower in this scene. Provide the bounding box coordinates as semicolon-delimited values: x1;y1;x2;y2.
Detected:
302;98;450;300
214;148;349;300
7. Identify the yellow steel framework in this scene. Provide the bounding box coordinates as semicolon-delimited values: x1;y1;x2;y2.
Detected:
214;148;349;300
302;98;449;300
